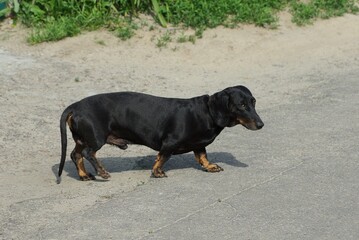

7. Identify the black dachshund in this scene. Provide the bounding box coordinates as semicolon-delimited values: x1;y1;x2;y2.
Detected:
58;86;263;182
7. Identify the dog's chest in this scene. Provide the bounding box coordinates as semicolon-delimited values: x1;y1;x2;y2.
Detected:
184;127;222;148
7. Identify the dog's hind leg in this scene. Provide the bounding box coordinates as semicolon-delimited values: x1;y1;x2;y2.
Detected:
82;148;111;179
70;116;111;180
71;143;96;181
194;148;223;172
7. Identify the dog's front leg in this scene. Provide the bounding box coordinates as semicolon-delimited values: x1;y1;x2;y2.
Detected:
194;148;224;172
152;153;171;178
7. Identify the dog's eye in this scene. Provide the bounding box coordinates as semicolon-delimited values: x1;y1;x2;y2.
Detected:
241;103;246;109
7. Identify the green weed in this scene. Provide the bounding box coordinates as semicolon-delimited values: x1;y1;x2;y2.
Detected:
1;0;358;43
195;27;204;39
95;39;106;45
291;0;359;25
160;0;286;29
188;35;196;44
177;33;188;43
156;31;172;48
115;25;135;41
15;0;160;43
176;32;196;44
27;17;80;44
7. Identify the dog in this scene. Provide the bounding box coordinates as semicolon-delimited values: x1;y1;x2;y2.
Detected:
58;86;263;183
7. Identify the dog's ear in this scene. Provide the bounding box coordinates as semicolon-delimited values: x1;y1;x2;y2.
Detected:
208;91;231;128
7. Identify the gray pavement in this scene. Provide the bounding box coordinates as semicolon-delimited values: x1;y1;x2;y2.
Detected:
1;15;359;240
40;71;359;239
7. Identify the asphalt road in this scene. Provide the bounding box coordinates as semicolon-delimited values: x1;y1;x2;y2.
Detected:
1;15;358;240
39;70;358;239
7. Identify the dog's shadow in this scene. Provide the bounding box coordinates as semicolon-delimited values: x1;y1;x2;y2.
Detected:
52;152;248;181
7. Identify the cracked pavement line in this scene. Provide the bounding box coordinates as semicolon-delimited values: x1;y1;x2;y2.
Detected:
136;160;305;239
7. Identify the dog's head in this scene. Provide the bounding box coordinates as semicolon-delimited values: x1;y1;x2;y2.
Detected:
208;86;264;130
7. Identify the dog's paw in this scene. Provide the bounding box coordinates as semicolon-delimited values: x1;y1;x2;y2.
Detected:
204;164;224;172
80;173;96;181
151;168;168;178
99;171;111;179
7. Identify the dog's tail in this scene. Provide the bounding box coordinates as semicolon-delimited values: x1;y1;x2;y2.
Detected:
57;107;72;184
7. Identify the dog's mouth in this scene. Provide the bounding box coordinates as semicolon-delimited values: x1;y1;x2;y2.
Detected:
237;117;264;130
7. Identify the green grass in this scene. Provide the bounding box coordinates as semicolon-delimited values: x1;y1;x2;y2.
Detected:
27;17;81;44
115;21;138;41
160;0;287;29
1;0;358;44
116;26;135;40
290;0;359;26
176;32;196;44
177;32;188;43
156;31;172;48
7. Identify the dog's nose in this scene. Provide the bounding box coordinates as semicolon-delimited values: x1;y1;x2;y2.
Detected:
256;121;264;129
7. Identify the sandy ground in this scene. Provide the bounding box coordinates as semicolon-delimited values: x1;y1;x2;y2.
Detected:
0;14;358;239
